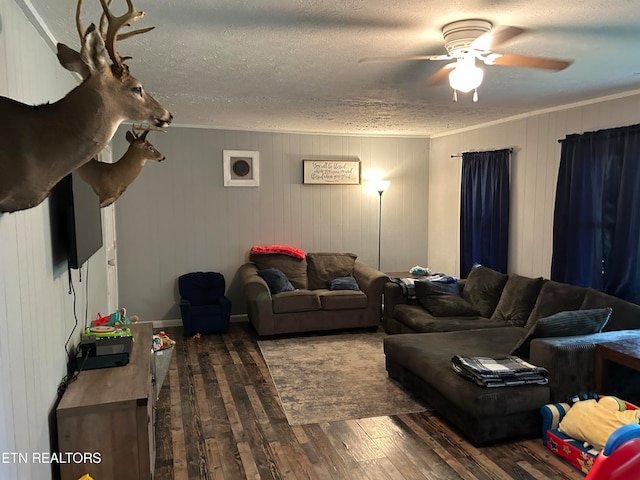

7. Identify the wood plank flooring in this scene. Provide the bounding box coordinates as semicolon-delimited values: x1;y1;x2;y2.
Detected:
154;323;585;480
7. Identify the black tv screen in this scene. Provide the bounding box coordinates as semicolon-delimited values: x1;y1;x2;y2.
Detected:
50;172;103;269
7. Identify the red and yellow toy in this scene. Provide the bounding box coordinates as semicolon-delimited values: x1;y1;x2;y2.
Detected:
91;307;139;327
585;424;640;480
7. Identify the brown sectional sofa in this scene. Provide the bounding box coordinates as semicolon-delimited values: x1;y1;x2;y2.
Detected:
383;265;640;445
238;251;387;337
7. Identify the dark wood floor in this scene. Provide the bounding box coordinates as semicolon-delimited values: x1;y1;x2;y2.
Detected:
154;323;585;480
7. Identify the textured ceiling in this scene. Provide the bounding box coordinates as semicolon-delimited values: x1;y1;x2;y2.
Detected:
22;0;640;136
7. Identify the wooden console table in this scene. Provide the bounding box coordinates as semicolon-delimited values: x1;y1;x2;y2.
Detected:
594;339;640;394
56;323;155;480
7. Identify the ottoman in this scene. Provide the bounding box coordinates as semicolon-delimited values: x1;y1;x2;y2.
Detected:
383;327;550;445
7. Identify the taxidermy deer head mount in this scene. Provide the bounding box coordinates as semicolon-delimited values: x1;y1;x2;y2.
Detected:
0;0;173;213
76;124;165;207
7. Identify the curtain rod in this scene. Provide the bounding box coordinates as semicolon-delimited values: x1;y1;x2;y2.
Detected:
450;148;513;158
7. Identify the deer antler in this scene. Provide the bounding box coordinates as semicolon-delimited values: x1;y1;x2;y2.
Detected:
98;0;111;40
74;0;154;73
76;0;85;41
98;0;155;74
131;123;166;139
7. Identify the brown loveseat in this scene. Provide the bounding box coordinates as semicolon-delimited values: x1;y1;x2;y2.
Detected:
238;251;387;337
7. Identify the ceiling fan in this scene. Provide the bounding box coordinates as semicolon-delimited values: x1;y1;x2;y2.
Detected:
358;19;573;102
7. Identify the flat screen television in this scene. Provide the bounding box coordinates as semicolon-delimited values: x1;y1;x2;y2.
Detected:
50;171;103;269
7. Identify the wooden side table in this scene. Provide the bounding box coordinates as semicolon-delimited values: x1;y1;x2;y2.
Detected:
594;339;640;394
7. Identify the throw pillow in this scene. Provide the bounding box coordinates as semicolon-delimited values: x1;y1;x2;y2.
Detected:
414;280;480;317
510;307;612;359
461;265;509;318
258;268;295;295
328;276;360;291
490;274;544;327
306;252;357;290
524;280;587;329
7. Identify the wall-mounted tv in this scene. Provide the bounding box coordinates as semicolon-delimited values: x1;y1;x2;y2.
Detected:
50;172;103;269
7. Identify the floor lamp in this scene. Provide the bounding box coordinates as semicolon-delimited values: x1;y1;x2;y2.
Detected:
371;180;390;271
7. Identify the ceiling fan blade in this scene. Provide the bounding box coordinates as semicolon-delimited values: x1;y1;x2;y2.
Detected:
358;54;450;64
472;26;526;51
492;53;572;71
426;63;456;86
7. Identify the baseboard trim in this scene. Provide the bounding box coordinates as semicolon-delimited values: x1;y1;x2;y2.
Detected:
151;319;182;329
151;314;248;329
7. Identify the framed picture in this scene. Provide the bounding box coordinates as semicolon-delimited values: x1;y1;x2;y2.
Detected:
223;150;259;187
302;160;361;185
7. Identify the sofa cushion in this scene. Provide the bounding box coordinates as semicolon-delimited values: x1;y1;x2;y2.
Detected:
272;290;321;313
510;307;612;358
490;274;544;327
329;276;360;291
258;268;295;294
461;265;509;318
318;289;368;310
524;280;587;329
306;252;357;289
251;253;308;289
392;304;505;333
414;280;479;317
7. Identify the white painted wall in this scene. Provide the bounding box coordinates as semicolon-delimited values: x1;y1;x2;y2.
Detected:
0;1;109;479
112;128;430;320
428;93;640;279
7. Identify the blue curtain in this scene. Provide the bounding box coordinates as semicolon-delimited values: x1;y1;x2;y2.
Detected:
460;149;510;277
552;124;640;303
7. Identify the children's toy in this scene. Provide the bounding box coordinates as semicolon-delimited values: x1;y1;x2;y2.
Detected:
558;395;640;450
409;265;432;275
91;307;139;328
84;326;132;338
541;394;640;474
585;424;640;480
152;331;176;351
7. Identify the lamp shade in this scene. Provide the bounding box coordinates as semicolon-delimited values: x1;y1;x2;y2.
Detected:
449;58;484;93
370;180;390;194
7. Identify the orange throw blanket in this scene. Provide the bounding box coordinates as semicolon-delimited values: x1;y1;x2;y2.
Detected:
250;245;306;260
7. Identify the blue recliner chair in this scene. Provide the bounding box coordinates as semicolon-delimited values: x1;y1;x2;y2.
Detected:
178;272;231;335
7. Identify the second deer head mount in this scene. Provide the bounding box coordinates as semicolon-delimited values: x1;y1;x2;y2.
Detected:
0;0;173;213
77;124;166;207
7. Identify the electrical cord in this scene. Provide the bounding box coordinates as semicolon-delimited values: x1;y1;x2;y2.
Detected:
83;261;91;331
59;262;91;399
57;345;90;398
63;264;78;367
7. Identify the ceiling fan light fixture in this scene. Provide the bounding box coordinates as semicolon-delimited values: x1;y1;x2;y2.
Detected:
448;57;484;94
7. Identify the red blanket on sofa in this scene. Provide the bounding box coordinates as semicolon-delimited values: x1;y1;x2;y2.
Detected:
249;245;306;260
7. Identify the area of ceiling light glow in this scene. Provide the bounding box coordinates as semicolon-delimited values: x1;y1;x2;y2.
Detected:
448;56;484;93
